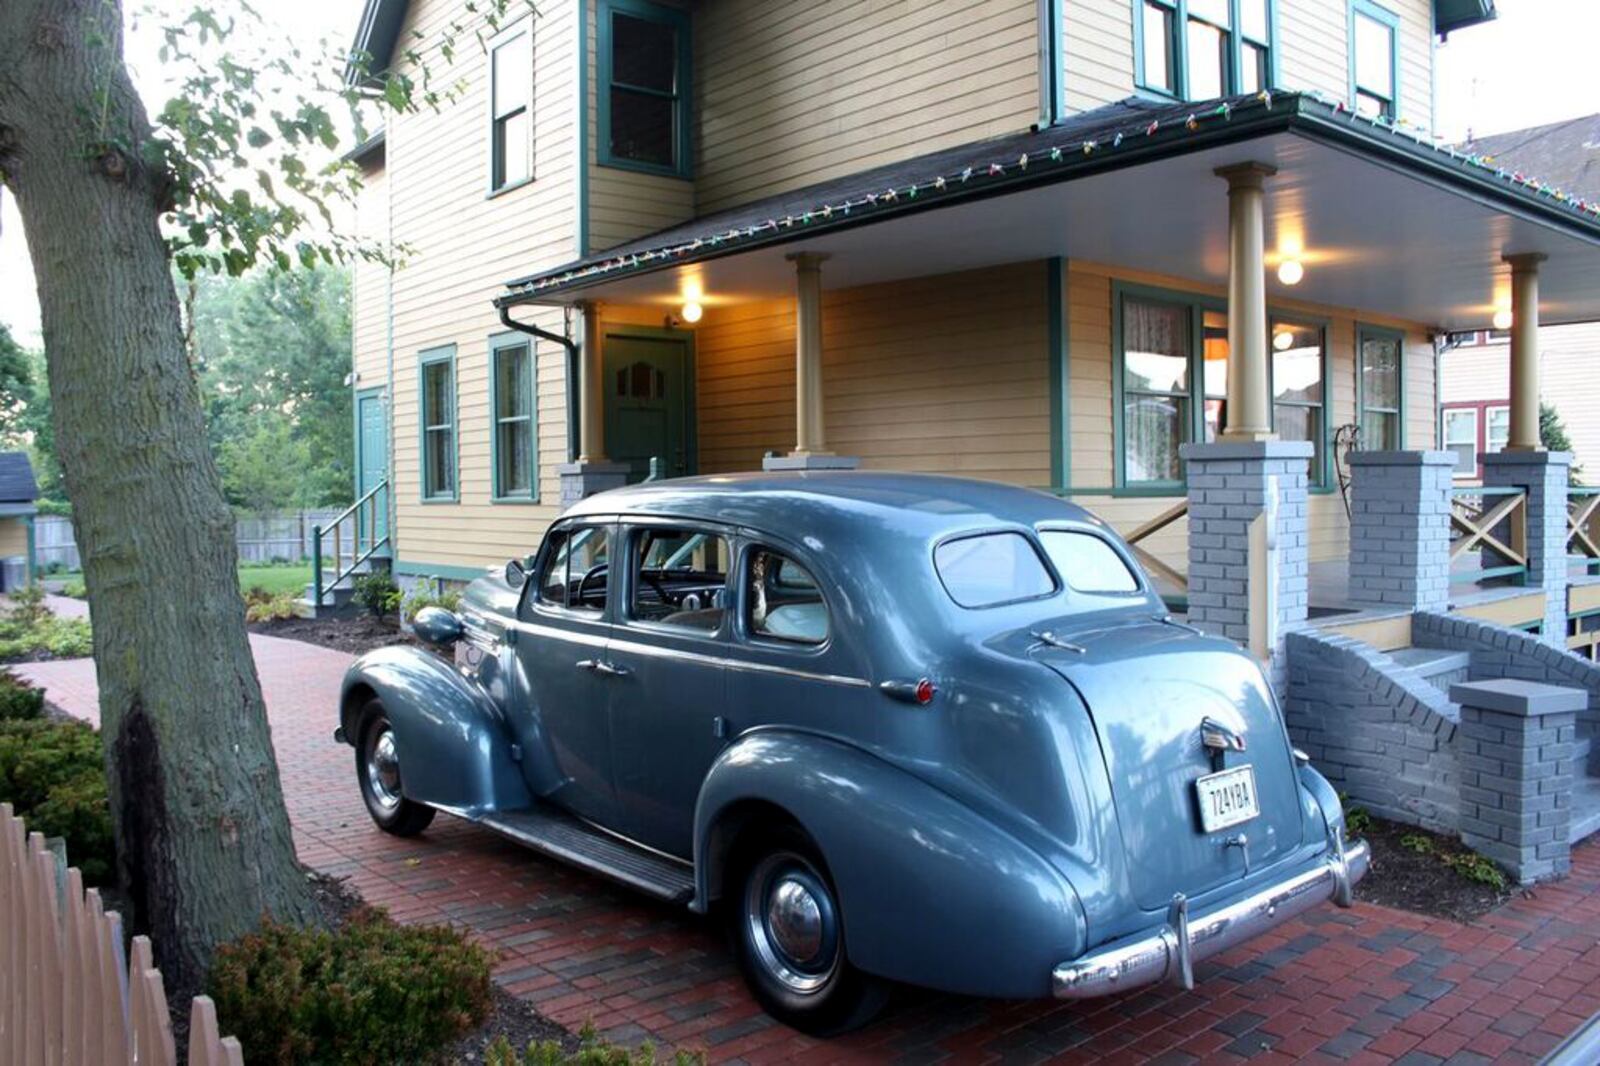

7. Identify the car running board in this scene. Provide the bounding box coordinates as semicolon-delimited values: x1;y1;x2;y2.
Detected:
479;807;695;904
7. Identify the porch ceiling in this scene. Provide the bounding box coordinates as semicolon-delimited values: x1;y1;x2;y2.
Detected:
502;94;1600;333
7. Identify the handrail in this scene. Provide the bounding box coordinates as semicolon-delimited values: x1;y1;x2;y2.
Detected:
312;479;391;607
1449;485;1527;585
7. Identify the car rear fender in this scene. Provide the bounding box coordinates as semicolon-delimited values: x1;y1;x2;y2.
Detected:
339;645;530;817
694;729;1087;999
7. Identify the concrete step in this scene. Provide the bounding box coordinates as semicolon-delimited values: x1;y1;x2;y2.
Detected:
1388;646;1472;694
1571;776;1600;845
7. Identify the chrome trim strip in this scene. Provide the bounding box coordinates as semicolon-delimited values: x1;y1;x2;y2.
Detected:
1052;838;1370;1000
507;620;871;689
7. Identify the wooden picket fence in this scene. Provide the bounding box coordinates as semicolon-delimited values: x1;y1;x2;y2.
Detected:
0;803;245;1065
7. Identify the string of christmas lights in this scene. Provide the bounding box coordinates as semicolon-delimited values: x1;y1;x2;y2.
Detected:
515;88;1600;297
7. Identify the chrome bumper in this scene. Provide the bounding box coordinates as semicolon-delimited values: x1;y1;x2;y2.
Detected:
1052;829;1369;999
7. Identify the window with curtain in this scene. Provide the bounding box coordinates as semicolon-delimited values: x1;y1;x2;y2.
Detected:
1358;329;1403;450
489;25;532;191
1201;308;1230;442
492;338;536;500
600;0;690;176
1136;0;1274;100
420;350;457;500
1122;296;1193;485
1271;319;1327;484
1351;0;1399;119
1442;407;1478;475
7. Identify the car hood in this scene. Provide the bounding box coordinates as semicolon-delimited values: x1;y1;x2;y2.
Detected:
1027;617;1305;912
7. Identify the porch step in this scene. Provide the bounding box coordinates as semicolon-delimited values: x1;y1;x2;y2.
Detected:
1387;647;1472;694
1571;776;1600;845
479;807;694;904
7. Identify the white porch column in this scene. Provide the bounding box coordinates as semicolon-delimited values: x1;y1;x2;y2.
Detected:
764;252;859;471
559;300;629;508
1504;252;1547;452
1215;162;1277;442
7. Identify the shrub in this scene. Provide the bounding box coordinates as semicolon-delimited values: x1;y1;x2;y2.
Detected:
0;606;93;662
208;907;493;1066
60;579;87;600
0;719;114;884
245;594;299;624
0;671;45;721
403;586;462;622
352;571;402;618
486;1026;705;1066
1442;850;1508;891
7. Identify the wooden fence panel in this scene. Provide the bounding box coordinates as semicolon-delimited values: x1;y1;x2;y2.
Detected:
34;509;345;572
0;804;245;1065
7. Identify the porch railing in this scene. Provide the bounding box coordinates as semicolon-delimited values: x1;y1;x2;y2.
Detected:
1568;486;1600;575
311;479;391;606
1449;485;1528;585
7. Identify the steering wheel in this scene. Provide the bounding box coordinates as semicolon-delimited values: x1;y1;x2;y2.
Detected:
574;562;608;606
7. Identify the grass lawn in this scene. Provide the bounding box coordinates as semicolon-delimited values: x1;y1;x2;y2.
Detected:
236;564;314;597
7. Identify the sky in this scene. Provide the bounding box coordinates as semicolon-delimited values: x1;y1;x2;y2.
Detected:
1;0;1597;347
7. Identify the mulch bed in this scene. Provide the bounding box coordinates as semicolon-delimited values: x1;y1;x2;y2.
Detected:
249;612;417;655
1353;816;1515;923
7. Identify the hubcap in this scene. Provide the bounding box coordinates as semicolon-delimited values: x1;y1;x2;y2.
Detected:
366;726;403;811
745;854;840;995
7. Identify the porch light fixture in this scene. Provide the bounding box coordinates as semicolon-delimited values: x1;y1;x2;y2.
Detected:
681;302;704;323
1273;329;1295;352
1492;308;1513;330
1276;259;1304;285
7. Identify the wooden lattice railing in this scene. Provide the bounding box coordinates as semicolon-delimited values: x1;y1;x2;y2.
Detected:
1450;486;1528;585
1568;487;1600;575
0;803;245;1065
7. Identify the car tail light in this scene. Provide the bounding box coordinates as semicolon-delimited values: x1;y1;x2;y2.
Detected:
880;678;938;705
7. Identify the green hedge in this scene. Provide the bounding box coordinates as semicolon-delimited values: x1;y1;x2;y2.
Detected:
0;718;114;884
0;670;45;721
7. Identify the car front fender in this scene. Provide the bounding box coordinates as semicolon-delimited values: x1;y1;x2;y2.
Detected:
339;645;530;817
694;729;1087;999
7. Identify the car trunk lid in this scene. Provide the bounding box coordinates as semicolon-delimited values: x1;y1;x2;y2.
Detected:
1030;618;1305;912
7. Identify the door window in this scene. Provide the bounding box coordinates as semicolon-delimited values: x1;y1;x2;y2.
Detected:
746;548;828;645
535;525;612;612
628;527;730;631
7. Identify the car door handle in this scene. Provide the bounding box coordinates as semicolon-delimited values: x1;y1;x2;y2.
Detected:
575;658;600;672
594;661;630;678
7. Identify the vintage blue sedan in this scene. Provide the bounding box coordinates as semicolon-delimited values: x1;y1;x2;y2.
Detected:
335;472;1367;1033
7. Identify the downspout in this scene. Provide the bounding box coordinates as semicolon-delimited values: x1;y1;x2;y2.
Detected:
1036;0;1065;128
498;303;581;462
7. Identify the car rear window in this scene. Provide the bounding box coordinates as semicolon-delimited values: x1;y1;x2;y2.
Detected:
1039;530;1141;594
934;532;1056;608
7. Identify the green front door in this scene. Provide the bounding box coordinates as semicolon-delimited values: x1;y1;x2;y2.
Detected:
603;333;692;481
355;388;388;549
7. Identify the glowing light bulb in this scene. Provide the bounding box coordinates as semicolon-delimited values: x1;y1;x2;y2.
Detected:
1273;330;1295;351
1492;308;1513;331
681;302;703;323
1276;259;1304;285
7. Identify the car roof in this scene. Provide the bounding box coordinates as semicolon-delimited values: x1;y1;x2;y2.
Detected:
562;471;1100;543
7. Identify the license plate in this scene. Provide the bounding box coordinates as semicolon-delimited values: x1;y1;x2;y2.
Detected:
1195;765;1260;833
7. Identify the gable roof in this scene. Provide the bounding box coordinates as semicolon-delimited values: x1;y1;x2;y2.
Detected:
344;0;409;87
1462;115;1600;205
0;453;39;505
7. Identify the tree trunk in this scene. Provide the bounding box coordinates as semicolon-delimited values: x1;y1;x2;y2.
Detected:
0;0;319;986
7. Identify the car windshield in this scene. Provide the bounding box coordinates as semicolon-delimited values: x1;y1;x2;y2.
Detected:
934;532;1056;608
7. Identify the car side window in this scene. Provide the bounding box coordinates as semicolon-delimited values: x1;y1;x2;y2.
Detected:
535;525;611;612
628;527;731;632
746;547;828;645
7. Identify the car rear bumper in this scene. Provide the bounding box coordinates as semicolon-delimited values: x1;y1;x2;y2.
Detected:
1052;829;1369;999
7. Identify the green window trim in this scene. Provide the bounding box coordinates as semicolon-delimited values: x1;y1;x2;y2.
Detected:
419;345;459;503
597;0;692;179
487;19;534;196
1348;0;1400;120
489;331;540;503
1268;313;1334;491
1111;281;1334;492
1356;322;1407;450
1132;0;1280;103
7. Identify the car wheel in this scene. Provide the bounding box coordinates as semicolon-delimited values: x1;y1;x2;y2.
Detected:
355;701;435;836
729;826;887;1035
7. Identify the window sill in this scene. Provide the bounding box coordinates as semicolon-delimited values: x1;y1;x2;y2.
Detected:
420;494;460;505
490;494;543;505
597;155;691;181
486;176;535;200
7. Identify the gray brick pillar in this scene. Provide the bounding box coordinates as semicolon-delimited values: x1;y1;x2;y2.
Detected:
1451;678;1582;884
1180;441;1311;681
1481;451;1572;646
1345;451;1455;612
557;461;630;512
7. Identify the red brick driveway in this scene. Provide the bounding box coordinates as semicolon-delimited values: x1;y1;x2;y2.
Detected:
16;632;1600;1064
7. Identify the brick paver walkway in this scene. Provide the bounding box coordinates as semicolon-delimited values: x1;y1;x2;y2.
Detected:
14;633;1600;1064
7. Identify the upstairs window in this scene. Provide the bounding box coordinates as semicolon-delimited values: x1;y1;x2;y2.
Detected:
1136;0;1274;101
1351;0;1399;119
419;347;457;501
599;0;691;177
489;23;532;192
1358;326;1404;450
